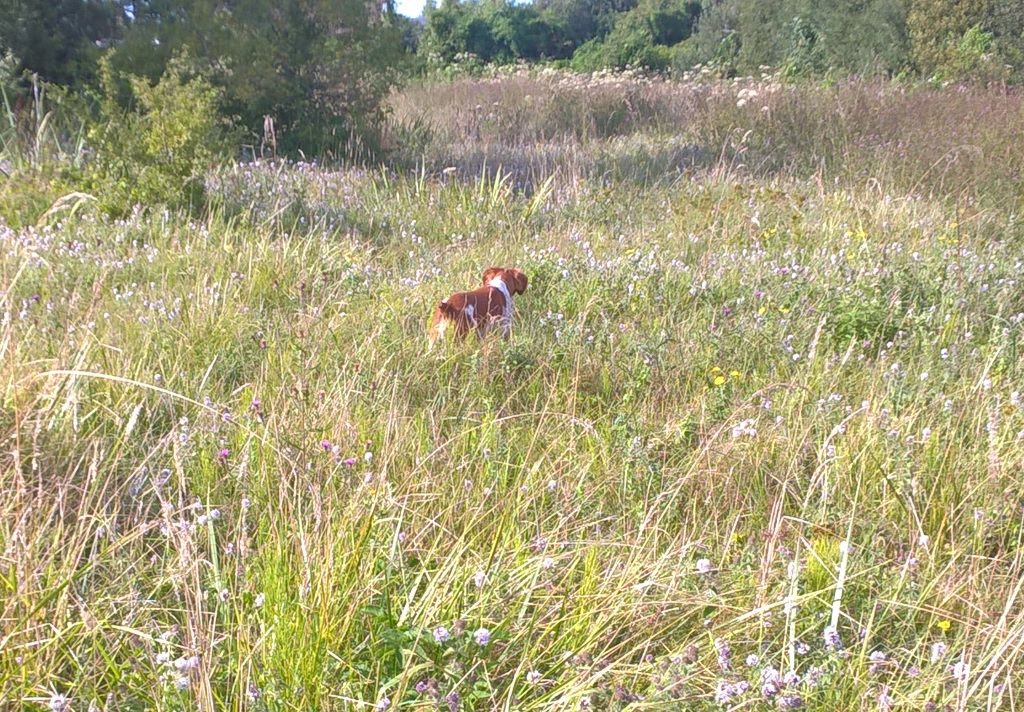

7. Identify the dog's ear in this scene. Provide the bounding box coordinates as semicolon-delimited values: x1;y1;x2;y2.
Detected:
482;267;503;284
509;269;528;294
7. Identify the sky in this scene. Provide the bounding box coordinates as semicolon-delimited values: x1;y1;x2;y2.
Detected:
396;0;428;18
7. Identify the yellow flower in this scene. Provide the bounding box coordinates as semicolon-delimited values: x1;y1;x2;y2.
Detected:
710;366;722;374
730;370;741;380
713;375;726;386
758;305;767;316
937;619;952;632
779;306;790;315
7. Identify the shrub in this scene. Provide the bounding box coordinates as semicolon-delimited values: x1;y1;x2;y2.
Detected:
82;54;233;216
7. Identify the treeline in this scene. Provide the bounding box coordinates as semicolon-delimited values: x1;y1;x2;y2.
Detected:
418;0;1024;79
0;0;408;155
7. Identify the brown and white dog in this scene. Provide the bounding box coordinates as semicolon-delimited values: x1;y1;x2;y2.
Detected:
428;267;528;348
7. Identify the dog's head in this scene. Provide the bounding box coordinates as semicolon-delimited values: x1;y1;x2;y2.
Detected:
482;266;528;295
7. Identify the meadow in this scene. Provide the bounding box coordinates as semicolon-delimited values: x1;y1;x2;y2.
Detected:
3;70;1024;711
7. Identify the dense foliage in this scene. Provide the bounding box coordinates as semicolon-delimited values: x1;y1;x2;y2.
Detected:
1;0;406;157
417;0;1024;77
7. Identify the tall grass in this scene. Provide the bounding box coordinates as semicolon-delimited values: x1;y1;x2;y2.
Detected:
388;69;1024;211
2;72;1024;710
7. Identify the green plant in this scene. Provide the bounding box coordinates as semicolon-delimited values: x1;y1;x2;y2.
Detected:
82;53;233;215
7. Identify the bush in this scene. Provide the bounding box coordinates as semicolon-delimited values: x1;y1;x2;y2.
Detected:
113;0;404;158
82;54;233;216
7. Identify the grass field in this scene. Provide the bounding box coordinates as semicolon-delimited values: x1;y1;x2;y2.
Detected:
3;72;1024;711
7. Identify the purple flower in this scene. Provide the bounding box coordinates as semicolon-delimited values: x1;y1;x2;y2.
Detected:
433;626;450;643
714;638;732;671
696;558;713;574
474;627;491;645
777;693;804;710
217;448;230;463
445;690;460;712
823;625;842;651
321;439;332;451
714;680;737;704
342;457;358;467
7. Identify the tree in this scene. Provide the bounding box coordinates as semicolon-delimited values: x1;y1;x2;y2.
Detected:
114;0;405;155
0;0;126;86
570;0;701;71
420;0;564;65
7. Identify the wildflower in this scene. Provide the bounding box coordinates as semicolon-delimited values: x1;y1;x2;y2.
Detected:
778;694;804;710
783;670;801;686
950;660;969;681
761;666;783;698
746;654;760;667
415;680;429;694
473;570;487;588
795;641;810;655
49;694;70;712
375;697;391;711
218;588;230;602
696;558;713;574
877;688;895;710
823;625;842;651
217;448;230;464
805;666;824;687
936;619;951;632
342;457;358;467
868;650;887;674
445;690;460;712
174;655;200;672
433;626;450;643
930;642;948;662
321;439;332;451
175;676;189;690
254;593;265;607
156;651;171;664
474;627;491;645
714;680;738;705
714;638;732;671
526;670;542;684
